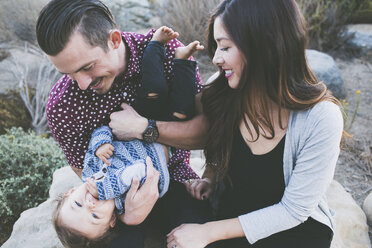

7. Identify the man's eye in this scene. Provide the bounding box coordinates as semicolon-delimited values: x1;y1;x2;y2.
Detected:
92;213;99;219
83;65;93;71
75;201;82;207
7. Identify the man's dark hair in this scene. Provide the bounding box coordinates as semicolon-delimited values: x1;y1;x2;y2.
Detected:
36;0;116;56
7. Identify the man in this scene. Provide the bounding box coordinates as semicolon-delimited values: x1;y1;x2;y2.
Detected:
36;0;211;247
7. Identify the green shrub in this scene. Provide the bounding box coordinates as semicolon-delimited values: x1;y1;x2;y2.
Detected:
0;127;67;245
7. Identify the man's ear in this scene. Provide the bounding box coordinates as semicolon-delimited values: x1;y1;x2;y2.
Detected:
109;213;117;228
108;30;122;49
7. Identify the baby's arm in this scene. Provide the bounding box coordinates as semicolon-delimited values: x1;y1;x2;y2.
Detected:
86;178;99;198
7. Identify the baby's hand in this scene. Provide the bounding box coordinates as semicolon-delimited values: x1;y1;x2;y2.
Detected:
95;143;114;165
86;178;99;198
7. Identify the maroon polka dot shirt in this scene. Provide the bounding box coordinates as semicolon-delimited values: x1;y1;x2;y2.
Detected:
46;30;203;182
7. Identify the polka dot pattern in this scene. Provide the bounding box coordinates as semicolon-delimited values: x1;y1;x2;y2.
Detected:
46;30;203;182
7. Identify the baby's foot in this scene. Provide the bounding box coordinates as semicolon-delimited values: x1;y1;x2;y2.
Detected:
175;41;204;59
152;26;179;45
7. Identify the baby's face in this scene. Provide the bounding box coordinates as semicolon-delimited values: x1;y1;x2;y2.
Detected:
59;182;116;239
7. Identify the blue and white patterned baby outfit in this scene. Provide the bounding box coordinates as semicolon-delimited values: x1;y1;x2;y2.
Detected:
82;126;169;215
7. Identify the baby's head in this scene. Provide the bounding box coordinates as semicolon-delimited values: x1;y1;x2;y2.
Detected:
53;182;117;247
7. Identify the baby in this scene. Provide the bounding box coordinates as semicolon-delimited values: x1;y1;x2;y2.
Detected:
53;27;203;248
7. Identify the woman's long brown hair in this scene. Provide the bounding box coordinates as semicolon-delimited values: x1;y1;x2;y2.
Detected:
202;0;341;179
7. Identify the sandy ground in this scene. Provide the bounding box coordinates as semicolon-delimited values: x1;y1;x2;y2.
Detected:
334;55;372;242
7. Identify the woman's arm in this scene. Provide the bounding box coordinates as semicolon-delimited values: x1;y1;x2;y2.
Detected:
167;218;245;248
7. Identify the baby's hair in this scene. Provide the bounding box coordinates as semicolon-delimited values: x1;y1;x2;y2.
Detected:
53;193;118;248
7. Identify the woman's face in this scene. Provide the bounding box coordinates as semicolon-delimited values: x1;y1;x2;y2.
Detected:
212;17;245;89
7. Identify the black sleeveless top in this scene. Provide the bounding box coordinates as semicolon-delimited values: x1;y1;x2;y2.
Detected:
215;130;332;247
218;130;285;218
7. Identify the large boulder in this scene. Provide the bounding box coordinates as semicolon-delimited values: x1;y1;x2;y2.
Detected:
4;165;371;248
328;180;371;248
347;24;372;57
2;166;81;248
363;191;372;224
306;49;346;99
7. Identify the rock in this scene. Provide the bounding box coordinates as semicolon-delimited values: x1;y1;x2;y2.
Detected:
363;191;372;224
1;199;63;248
327;180;371;248
306;49;346;99
0;49;10;62
2;166;81;248
5;167;371;247
347;24;372;56
102;0;153;32
48;165;82;199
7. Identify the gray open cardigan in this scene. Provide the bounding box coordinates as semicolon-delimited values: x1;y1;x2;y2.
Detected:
238;101;343;244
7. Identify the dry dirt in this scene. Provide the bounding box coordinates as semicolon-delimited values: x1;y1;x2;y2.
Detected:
334;55;372;242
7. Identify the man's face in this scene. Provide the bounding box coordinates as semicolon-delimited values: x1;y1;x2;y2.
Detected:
48;31;125;94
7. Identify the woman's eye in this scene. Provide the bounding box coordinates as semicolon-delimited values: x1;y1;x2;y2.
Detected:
92;213;99;219
75;201;82;207
221;47;229;51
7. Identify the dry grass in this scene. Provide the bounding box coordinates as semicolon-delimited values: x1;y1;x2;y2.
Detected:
154;0;220;47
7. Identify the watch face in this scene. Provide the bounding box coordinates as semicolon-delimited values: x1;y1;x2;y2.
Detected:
143;126;159;143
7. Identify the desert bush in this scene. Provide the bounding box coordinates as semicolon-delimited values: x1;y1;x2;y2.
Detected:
4;43;61;135
0;91;32;135
154;0;220;48
0;0;48;44
351;0;372;23
297;0;369;52
0;127;67;244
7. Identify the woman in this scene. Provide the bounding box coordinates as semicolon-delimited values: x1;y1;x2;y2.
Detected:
167;0;344;247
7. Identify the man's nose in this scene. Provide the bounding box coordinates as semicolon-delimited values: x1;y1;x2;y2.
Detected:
72;73;92;91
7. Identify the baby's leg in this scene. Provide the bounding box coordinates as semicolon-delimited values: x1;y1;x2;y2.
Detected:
152;26;179;45
135;26;179;120
175;41;204;60
169;41;204;120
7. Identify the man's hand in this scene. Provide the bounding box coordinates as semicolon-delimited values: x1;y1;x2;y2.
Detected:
121;157;160;225
109;103;148;141
95;143;114;165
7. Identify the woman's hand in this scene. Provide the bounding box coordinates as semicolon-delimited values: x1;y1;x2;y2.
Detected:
121;157;159;225
184;178;215;200
167;223;211;248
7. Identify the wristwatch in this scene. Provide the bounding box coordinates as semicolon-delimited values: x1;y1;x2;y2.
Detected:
142;119;159;143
